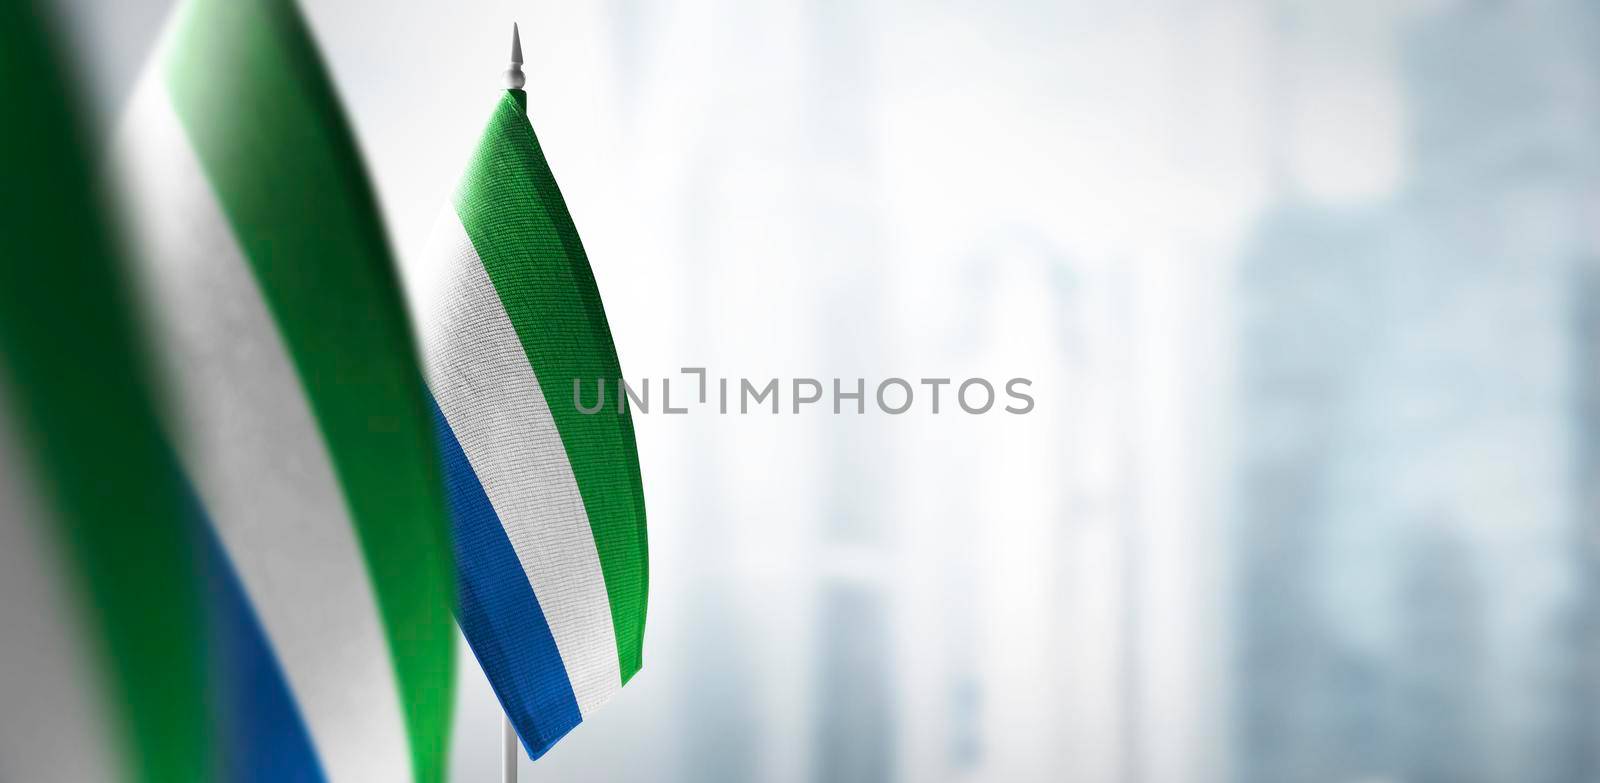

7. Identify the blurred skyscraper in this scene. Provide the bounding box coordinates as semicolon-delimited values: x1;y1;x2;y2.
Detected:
947;231;1085;782
1234;199;1393;783
805;1;896;781
1233;1;1600;782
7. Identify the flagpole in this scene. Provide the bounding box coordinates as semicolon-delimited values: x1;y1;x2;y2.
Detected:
502;712;518;783
499;23;526;783
505;23;526;91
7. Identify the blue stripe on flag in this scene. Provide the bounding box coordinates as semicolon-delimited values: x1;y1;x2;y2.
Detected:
191;487;326;783
428;393;584;758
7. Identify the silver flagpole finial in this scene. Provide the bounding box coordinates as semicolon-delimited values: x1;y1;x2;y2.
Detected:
505;23;525;90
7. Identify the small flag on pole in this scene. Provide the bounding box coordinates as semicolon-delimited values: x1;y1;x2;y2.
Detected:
412;23;649;761
112;1;457;780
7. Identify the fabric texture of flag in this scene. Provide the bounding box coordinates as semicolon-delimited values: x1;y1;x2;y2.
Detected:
0;5;208;781
412;86;649;760
112;1;457;781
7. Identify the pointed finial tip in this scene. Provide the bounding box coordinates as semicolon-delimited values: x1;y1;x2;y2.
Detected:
505;23;526;90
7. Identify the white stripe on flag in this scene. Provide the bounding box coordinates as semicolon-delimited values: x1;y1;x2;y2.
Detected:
0;384;120;783
412;210;622;716
114;75;411;783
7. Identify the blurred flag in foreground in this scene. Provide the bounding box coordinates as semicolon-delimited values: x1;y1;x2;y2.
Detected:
0;4;208;782
410;26;649;760
113;0;455;780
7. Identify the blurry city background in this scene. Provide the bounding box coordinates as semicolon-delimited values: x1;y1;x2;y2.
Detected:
50;0;1600;780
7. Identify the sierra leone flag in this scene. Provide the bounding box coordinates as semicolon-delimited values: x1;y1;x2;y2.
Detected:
112;1;456;781
410;58;649;758
0;5;207;781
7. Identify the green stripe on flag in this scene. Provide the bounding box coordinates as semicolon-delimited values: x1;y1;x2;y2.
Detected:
0;4;208;781
162;1;455;778
455;91;649;683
